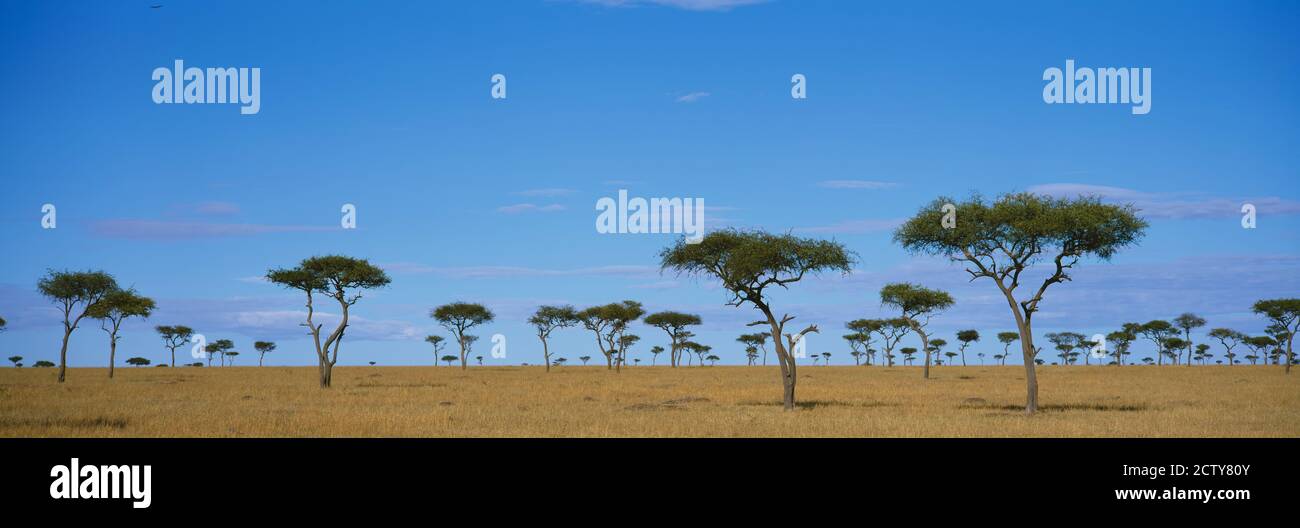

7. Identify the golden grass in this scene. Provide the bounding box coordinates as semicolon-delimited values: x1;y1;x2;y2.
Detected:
1;365;1296;437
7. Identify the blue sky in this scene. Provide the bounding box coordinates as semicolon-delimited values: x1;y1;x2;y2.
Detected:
1;0;1297;368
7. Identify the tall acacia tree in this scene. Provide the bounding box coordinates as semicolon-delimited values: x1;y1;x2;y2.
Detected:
267;255;391;388
529;305;578;372
37;270;119;383
955;329;979;366
880;282;954;379
660;229;852;410
1173;313;1207;367
894;193;1146;413
88;289;156;379
431;302;495;370
645;311;702;368
254;341;276;366
155;325;193;368
1253;299;1300;373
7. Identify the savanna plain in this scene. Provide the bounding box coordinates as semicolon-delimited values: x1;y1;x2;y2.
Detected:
1;365;1296;437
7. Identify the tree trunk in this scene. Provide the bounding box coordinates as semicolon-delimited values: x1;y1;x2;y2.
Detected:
170;347;176;368
57;327;71;383
319;362;333;388
915;326;931;380
108;337;117;379
541;338;551;373
1287;332;1294;375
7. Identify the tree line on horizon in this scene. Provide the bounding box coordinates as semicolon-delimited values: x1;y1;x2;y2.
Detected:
10;193;1300;415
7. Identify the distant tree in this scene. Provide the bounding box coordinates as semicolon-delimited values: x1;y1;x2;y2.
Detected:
1241;336;1274;367
84;288;156;379
821;352;831;365
579;355;591;366
251;341;276;367
34;360;55;368
745;345;759;366
900;347;917;366
529;305;579;373
369;361;376;366
617;334;640;369
424;335;447;366
736;332;770;367
995;332;1019;366
0;316;5;332
553;357;568;367
1107;328;1137;365
1253;299;1300;373
706;354;720;366
154;325;193;368
267;255;391;388
845;319;883;366
578;301;644;371
645;311;702;368
224;351;239;365
204;339;234;367
650;346;665;366
1194;343;1211;364
8;356;21;368
1264;324;1290;365
475;355;483;366
955;330;979;366
810;355;820;366
125;357;150;367
1161;338;1188;366
872;318;912;367
38;269;119;383
440;355;457;366
432;302;495;370
895;193;1146;413
681;341;711;367
188;362;203;367
880;283;954;379
1137;321;1178;365
1172;313;1207;367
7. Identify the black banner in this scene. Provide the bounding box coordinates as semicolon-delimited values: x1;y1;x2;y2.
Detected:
1;438;1292;517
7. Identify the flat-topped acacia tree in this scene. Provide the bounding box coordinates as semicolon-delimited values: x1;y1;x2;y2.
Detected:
845;319;882;366
87;288;156;379
529;305;579;372
1253;299;1300;373
267;255;391;387
424;335;446;365
995;331;1019;366
1173;313;1206;367
432;302;494;370
645;311;702;368
736;332;769;366
872;318;911;367
894;193;1146;413
38;270;119;383
254;341;276;367
660;229;853;411
155;325;193;368
577;301;644;370
880;282;953;379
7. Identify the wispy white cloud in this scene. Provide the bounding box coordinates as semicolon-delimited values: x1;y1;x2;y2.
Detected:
88;220;333;240
496;203;567;214
792;218;903;234
1027;183;1300;220
816;180;900;190
515;188;578;197
574;0;767;12
675;91;711;103
380;264;660;280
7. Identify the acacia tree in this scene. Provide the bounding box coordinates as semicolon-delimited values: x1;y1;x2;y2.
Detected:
660;229;852;410
650;346;664;366
1208;328;1244;367
88;289;156;379
880;283;953;379
995;331;1019;366
155;325;193;368
267;255;391;387
617;334;640;369
873;318;911;367
1241;336;1273;367
578;301;643;371
736;332;770;366
204;339;234;367
846;319;882;365
894;193;1146;413
1138;320;1178;365
38;270;119;383
432;302;494;370
955;329;979;366
424;335;446;365
1173;313;1207;367
645;311;702;368
440;354;457;366
1254;299;1300;373
529;305;579;372
900;347;917;366
1107;328;1136;365
254;341;276;367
